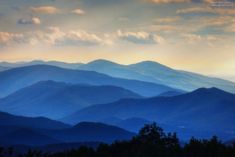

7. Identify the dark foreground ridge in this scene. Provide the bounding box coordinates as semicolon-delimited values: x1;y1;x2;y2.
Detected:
2;123;235;157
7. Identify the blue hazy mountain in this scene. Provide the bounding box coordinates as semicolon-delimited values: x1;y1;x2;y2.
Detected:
0;66;9;72
27;60;83;69
78;59;148;80
77;59;235;93
0;80;141;119
40;122;135;144
113;117;153;133
0;128;61;146
95;117;153;133
0;65;178;97
0;111;70;146
3;59;234;93
62;87;235;139
92;117;154;133
0;122;135;146
0;111;135;146
0;111;69;145
0;60;83;69
158;91;185;97
0;111;70;130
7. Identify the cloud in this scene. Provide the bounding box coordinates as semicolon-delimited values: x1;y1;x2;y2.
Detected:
148;0;191;4
225;20;235;32
18;17;41;25
154;17;180;24
71;9;85;15
226;26;235;32
0;32;15;44
0;28;101;47
147;0;234;4
0;32;24;46
117;30;165;44
149;25;180;33
46;27;104;46
148;15;235;37
177;6;235;15
203;16;230;26
181;33;225;46
182;34;202;43
204;0;235;7
31;6;58;14
52;29;104;46
0;28;166;47
203;0;215;3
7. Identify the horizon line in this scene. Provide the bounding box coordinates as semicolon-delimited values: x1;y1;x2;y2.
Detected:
1;58;235;83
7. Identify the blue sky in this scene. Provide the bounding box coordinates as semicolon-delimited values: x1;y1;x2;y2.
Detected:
0;0;235;80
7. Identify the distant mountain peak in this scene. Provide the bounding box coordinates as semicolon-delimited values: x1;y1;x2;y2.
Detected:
193;87;224;93
0;111;70;129
73;122;131;132
29;60;45;63
137;60;161;64
87;59;119;66
31;80;68;87
17;64;56;68
134;60;164;66
74;122;107;128
188;87;235;97
130;60;173;71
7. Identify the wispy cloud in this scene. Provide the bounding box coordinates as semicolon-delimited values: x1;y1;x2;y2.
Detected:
181;33;227;47
148;0;191;4
18;17;41;25
0;27;112;47
117;30;165;44
225;21;235;32
0;32;24;46
148;25;179;33
182;33;202;44
31;6;59;14
49;27;104;46
71;9;85;15
30;27;107;46
153;17;180;24
177;6;235;15
0;28;167;47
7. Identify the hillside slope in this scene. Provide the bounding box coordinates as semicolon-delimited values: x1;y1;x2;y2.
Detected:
0;81;141;119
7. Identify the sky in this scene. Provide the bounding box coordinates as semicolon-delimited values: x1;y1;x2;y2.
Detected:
0;0;235;81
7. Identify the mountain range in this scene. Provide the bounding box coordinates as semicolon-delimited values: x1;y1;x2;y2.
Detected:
0;66;9;72
0;60;82;69
0;80;141;119
0;111;70;130
1;59;235;93
158;91;185;97
0;128;60;146
0;121;134;146
0;64;178;98
0;110;135;146
62;87;235;140
77;59;235;93
38;122;135;144
0;59;235;144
